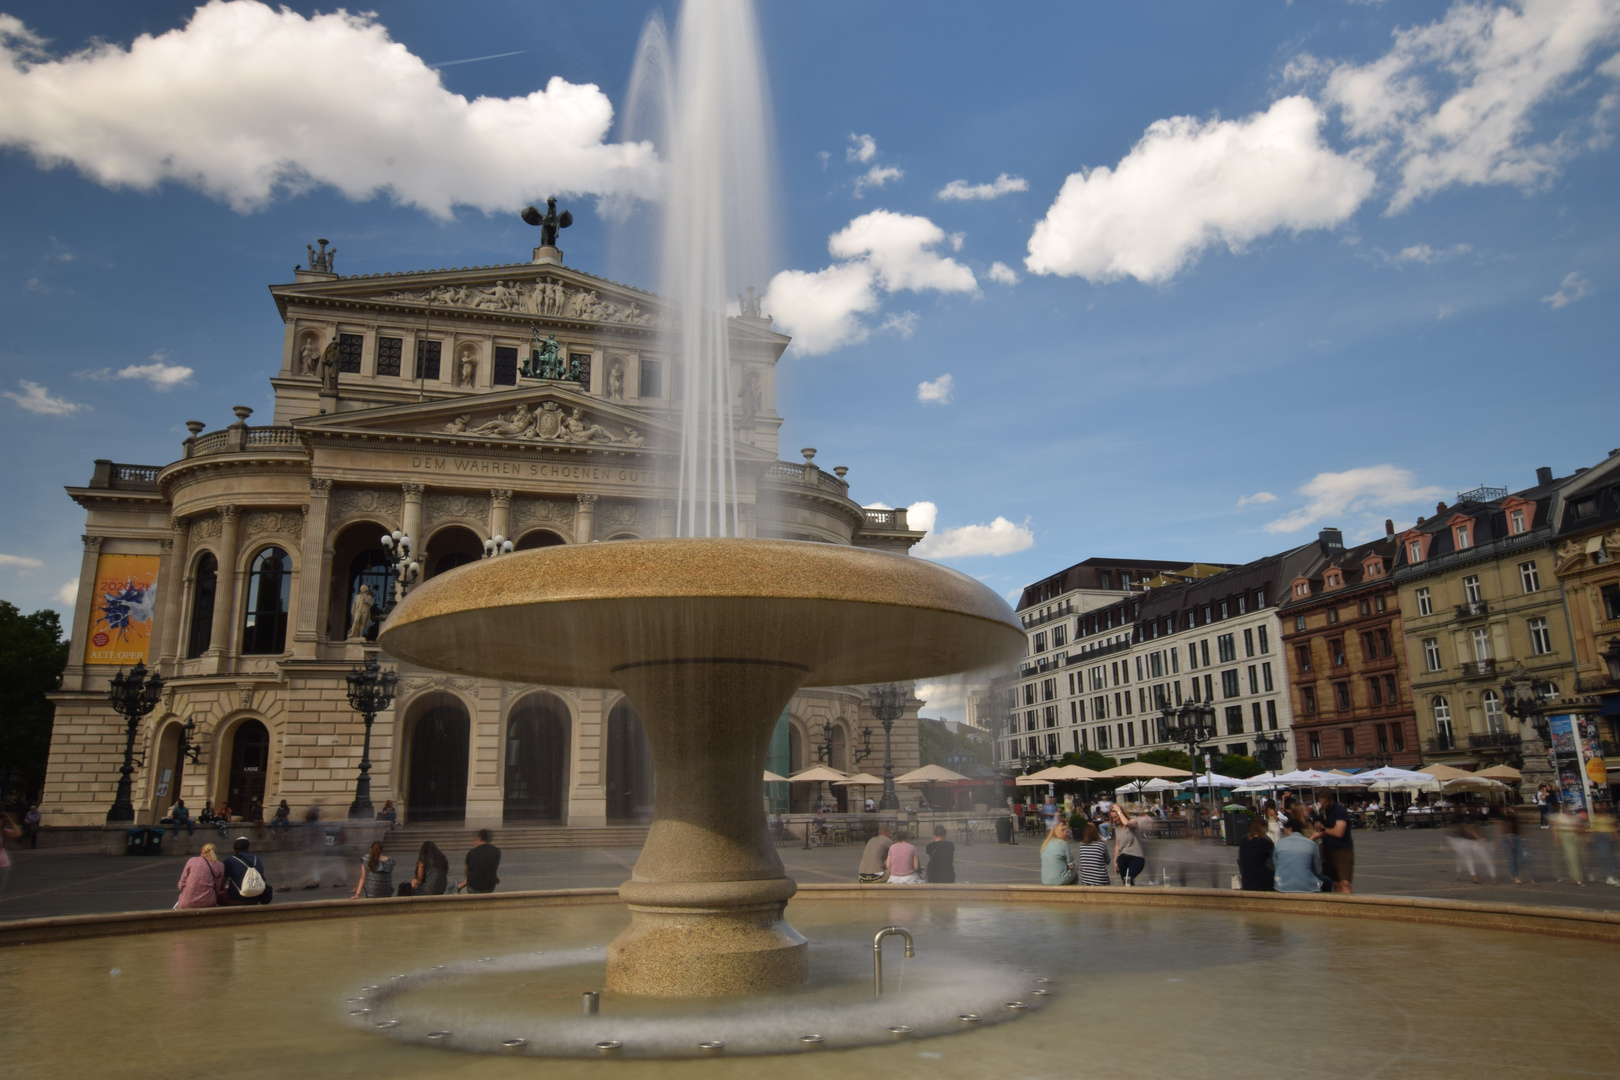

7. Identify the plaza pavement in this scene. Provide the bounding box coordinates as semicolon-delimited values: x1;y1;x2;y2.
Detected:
2;825;1616;923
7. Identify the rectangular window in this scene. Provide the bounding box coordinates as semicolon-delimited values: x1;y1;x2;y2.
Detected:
1136;656;1144;681
1225;705;1244;735
1463;575;1483;604
569;353;593;387
1361;631;1377;662
1258;626;1269;653
639;358;663;398
1455;525;1471;549
1376;724;1389;752
1330;638;1345;667
1251;701;1262;730
1295;614;1306;631
1408;540;1422;562
1368;677;1383;706
1217;634;1236;663
1221;670;1240;698
1097;725;1110;750
1359;599;1371;617
1416;587;1432;616
1378;628;1392;657
1392;724;1405;752
1262;662;1274;692
1334;682;1351;711
1044;705;1057;728
1472;627;1492;661
1342;728;1357;755
1528;618;1553;656
1149;652;1163;678
1423;637;1442;672
493;345;519;385
1519;561;1540;593
1070;700;1079;723
415;339;442;381
1200;639;1210;667
1302;686;1317;716
1309;733;1321;759
1203;605;1212;624
1243;628;1255;657
1136;687;1144;713
375;336;403;377
1203;674;1213;701
1247;665;1259;695
337;332;363;373
1296;644;1312;673
1266;700;1278;729
1052;625;1067;648
1023;684;1035;706
1220;600;1229;619
1033;631;1047;653
1604;583;1620;621
1327;608;1340;625
1042;678;1057;701
1375;594;1386;613
1171;648;1179;675
1174;681;1182;705
1114;691;1122;717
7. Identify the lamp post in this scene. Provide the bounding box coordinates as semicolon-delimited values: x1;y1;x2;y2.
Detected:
173;716;203;808
482;533;515;558
1161;702;1217;836
345;658;398;820
105;663;165;823
869;683;907;811
1255;729;1291;773
378;531;421;618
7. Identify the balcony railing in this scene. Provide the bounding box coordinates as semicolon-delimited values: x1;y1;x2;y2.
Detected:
1426;735;1458;752
764;460;850;497
1459;659;1497;678
1455;600;1489;619
1467;731;1522;750
186;426;301;458
1576;674;1618;694
1022;603;1074;629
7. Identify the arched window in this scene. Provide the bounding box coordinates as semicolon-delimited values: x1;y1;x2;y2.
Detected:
347;548;393;642
186;552;218;658
1482;689;1504;733
1431;696;1454;749
241;548;291;654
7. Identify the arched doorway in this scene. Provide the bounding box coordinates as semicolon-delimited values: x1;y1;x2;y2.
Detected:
606;700;654;823
826;724;849;810
224;719;269;815
515;529;567;551
425;525;483;578
148;720;182;820
505;693;569;822
407;696;470;822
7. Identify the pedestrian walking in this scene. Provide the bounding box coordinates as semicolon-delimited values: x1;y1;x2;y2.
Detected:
1589;806;1617;886
1312;790;1355;894
1237;818;1276;891
924;825;956;884
352;840;395;899
885;830;923;884
1040;822;1078;885
1552;807;1586;884
459;829;501;894
22;805;40;848
1074;822;1111;886
1498;806;1532;884
221;836;272;905
1110;805;1146;886
0;813;20;894
175;842;225;908
858;823;893;883
401;840;450;896
1448;815;1496;884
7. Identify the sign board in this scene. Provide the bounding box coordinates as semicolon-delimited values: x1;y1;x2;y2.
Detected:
84;554;160;665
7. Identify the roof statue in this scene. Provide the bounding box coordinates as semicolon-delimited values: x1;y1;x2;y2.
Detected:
305;238;336;273
521;197;573;249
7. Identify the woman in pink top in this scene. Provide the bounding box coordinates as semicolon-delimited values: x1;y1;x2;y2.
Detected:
885;830;923;884
176;842;225;908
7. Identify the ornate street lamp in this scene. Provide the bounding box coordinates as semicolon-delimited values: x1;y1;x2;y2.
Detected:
105;663;165;823
1254;729;1291;773
869;683;908;811
1502;663;1559;743
172;716;203;805
345;657;398;820
378;531;421;617
1161;701;1217;834
1601;637;1620;684
1362;749;1393;771
482;533;515;558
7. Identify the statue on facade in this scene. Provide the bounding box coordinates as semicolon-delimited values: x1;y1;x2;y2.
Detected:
443;414;470;434
472;402;534;438
297;337;320;375
522;330;566;380
318;339;341;395
306;238;337;273
737;285;763;318
623;425;646;447
520;197;573;248
348;584;375;639
737;368;762;422
562;406;618;443
457;346;478;387
607;359;625;400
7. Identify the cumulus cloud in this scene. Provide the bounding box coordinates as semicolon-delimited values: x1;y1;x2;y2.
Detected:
3;380;85;416
880;311;920;338
0;552;45;570
80;355;195;389
1025;97;1375;283
917;373;954;404
847;132;877;163
938;172;1028;201
0;2;657;219
1543;270;1593;308
1263;465;1447;534
1315;0;1620;211
986;260;1020;285
764;210;978;354
1390;242;1472;263
916;514;1036;559
853;163;902;197
1237;491;1278;507
55;577;79;606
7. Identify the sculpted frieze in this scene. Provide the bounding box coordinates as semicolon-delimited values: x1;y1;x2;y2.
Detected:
511;497;576;531
423;492;490;528
378;277;657;326
442;400;646;447
331;488;402;519
598;499;654;531
189;516;222;542
244;511;304;542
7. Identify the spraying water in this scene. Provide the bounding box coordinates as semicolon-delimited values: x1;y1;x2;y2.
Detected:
656;0;777;536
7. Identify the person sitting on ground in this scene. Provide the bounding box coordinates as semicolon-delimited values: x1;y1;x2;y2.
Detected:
401;840;450;896
886;829;924;884
221;836;272;906
1074;822;1111;886
459;829;502;894
1040;821;1078;885
1273;817;1327;893
176;842;224;908
858;823;893;884
1237;817;1276;891
376;800;397;826
924;824;956;884
352;840;395;899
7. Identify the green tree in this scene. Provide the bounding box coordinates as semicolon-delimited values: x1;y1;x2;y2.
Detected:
0;601;69;809
1137;748;1192;772
917;718;988;767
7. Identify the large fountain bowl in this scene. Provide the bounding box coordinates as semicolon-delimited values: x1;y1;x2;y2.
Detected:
379;538;1025;997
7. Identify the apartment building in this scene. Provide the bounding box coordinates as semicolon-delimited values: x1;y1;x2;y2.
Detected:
1551;450;1620;734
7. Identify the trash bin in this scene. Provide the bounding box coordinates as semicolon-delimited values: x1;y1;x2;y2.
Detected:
125;827;164;856
1223;811;1247;847
994;816;1014;844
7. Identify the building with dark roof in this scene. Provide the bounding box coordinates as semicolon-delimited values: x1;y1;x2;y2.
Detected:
1550;450;1620;737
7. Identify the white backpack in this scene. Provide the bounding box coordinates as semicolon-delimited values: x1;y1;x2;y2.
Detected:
234;857;267;897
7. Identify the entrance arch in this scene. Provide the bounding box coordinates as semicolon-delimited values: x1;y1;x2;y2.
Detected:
606;700;654;823
406;695;470;822
148;720;183;820
505;693;569;822
515;529;567;551
223;719;269;814
425;525;483;578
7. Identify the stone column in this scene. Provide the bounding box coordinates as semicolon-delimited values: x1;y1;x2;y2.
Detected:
657;499;677;539
295;479;332;654
490;488;512;542
738;503;756;539
576;493;598;543
567;689;608;827
207;505;240;674
60;535;105;690
401;482;424;544
157;517;189;673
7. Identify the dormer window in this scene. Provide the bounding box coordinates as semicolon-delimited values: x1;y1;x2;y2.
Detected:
1509;509;1525;534
1501;497;1536;535
1363;557;1383;578
1453;523;1471;550
1402;531;1432;564
1324;571;1343;590
1293;580;1310;598
1408;540;1422;561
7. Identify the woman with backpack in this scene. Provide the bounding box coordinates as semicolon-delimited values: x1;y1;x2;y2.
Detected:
176;842;225;908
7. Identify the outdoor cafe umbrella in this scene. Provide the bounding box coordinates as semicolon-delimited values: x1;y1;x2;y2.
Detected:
894;763;970;811
1270;768;1361;786
1174;773;1248;790
1096;761;1194;780
832;771;886;809
789;765;848;810
1477;763;1523;782
1418;763;1479;783
763;769;789;783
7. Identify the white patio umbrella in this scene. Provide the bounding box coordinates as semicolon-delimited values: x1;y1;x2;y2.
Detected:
789;765;848;811
1271;769;1362;786
763;769;789;783
832;771;885;809
1174;773;1248;790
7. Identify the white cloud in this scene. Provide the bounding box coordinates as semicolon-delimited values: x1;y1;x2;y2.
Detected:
1543;270;1593;308
1237;491;1278;507
3;380;85;416
880;311;919;338
1389;242;1473;263
986;260;1020;285
0;553;45;570
0;2;658;219
1025;96;1375;283
1316;0;1620;211
764;210;977;354
906;501;938;533
852;163;902;197
938;172;1028;201
847;132;877;163
862;501;893;511
55;577;79;606
1263;465;1446;534
117;361;194;388
917;373;954;404
916;515;1036;559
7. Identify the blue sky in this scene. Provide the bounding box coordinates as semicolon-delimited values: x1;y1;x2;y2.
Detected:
1;0;1616;634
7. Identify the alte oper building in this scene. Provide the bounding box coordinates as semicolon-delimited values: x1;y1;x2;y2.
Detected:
43;237;925;829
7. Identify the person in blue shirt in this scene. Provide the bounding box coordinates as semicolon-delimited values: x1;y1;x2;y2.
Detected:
1040;822;1078;885
1273;817;1327;893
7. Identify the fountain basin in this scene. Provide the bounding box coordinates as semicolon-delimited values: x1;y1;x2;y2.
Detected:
379;539;1025;996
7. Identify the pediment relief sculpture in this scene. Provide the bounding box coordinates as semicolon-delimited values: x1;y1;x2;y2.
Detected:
332;488;402;519
244;511;304;541
378;277;657;326
424;492;489;528
442;401;645;447
511;497;575;529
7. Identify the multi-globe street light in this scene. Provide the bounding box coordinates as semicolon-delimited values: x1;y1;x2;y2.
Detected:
868;683;907;811
1160;701;1217;835
105;663;165;823
345;657;399;820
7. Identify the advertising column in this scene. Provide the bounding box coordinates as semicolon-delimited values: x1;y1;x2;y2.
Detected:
1545;712;1612;815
